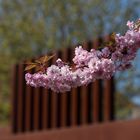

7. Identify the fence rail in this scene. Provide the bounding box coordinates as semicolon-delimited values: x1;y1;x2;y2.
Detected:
2;120;140;140
11;37;115;133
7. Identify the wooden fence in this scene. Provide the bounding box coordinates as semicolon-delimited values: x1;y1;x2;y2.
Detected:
11;36;115;134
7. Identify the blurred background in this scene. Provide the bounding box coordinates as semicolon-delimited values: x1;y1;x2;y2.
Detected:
0;0;140;126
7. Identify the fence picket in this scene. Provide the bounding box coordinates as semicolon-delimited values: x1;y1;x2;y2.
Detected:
12;65;18;133
25;70;32;131
103;35;115;121
17;64;25;132
69;47;78;126
103;78;115;121
92;38;104;122
60;48;69;127
42;88;48;129
51;53;59;128
81;42;89;124
33;87;40;130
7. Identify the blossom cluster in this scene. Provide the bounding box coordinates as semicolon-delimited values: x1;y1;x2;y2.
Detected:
25;19;140;93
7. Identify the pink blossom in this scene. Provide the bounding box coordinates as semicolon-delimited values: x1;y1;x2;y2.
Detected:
127;21;134;29
25;19;140;93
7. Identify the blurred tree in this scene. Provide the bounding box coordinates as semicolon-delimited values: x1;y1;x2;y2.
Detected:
0;0;139;59
0;0;140;124
115;92;134;120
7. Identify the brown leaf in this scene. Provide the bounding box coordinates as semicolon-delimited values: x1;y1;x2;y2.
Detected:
24;64;37;71
24;62;36;65
35;65;43;72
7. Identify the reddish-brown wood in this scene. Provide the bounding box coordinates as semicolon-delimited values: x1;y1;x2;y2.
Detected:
51;92;57;128
103;78;114;121
60;93;67;127
50;53;59;128
93;80;100;122
81;86;88;124
2;120;140;140
33;87;40;130
33;64;41;130
103;35;115;121
71;88;78;126
17;64;24;132
11;65;18;133
80;42;89;124
92;39;102;123
60;48;69;127
68;47;78;126
25;84;32;131
42;88;48;129
0;127;11;138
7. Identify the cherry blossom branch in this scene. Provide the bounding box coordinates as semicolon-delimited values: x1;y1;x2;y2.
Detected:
25;19;140;93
